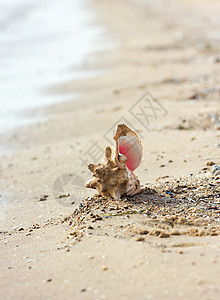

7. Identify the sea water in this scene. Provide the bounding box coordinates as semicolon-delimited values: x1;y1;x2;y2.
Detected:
0;0;115;132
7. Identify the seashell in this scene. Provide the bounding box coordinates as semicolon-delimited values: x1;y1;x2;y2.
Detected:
114;124;143;172
85;124;143;199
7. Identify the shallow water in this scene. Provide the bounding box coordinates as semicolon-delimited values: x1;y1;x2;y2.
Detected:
0;0;115;132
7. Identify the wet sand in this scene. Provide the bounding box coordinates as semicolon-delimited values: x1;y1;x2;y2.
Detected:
0;0;220;299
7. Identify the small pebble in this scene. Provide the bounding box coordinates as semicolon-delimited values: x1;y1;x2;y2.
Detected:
39;195;49;201
170;230;181;236
207;161;215;166
159;232;170;238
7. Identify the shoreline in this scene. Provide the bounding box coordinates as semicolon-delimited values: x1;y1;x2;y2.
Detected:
0;0;220;299
0;0;116;135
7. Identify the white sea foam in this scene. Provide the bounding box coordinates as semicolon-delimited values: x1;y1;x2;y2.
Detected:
0;0;116;131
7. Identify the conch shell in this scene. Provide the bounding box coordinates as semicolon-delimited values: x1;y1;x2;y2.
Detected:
85;124;143;199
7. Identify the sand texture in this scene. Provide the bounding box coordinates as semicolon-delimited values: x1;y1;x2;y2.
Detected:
0;0;220;299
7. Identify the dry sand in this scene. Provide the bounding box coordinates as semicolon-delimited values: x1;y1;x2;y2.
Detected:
0;0;220;299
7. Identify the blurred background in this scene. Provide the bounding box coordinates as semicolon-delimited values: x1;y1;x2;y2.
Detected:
0;0;115;132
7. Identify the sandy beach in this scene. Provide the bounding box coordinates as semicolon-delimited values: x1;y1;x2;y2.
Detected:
0;0;220;299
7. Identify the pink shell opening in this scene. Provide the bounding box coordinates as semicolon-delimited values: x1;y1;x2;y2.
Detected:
119;143;139;172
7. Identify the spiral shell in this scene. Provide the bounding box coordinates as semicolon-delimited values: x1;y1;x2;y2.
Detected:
85;124;142;199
